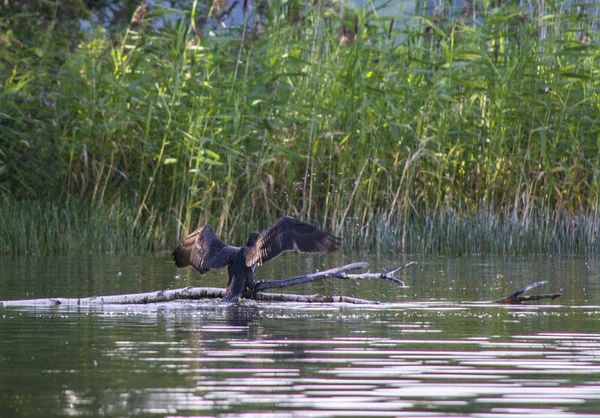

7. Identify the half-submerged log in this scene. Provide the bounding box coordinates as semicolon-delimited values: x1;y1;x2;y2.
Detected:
0;262;413;307
493;281;562;304
0;262;562;307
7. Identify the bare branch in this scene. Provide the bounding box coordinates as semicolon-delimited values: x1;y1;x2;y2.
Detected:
254;261;413;291
329;261;416;286
254;262;368;291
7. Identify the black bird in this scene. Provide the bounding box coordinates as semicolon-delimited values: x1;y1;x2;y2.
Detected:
172;216;341;302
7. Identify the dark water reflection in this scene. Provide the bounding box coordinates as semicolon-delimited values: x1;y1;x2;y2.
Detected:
1;254;600;417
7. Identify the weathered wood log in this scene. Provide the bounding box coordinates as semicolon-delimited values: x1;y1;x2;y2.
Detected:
0;261;412;307
0;261;561;307
0;287;378;307
492;281;562;304
0;287;227;307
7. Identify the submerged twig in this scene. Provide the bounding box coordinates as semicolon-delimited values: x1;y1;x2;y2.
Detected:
493;281;562;304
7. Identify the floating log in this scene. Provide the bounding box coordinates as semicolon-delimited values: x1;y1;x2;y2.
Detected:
0;262;414;307
0;262;563;308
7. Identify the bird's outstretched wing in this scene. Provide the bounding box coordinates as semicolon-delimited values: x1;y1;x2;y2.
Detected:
172;225;238;274
245;216;341;266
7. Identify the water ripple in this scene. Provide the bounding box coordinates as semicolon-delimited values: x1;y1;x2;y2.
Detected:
92;310;600;417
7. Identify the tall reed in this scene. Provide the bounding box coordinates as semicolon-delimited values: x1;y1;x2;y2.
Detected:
1;0;599;255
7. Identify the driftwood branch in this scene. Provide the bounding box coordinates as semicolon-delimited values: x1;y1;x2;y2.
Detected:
492;281;562;304
0;286;378;307
329;261;416;286
254;261;414;291
0;261;413;307
0;262;562;308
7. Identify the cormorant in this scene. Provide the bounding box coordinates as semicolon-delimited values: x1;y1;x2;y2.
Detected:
172;216;341;302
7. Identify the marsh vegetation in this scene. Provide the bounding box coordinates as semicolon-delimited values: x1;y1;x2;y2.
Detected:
1;0;599;255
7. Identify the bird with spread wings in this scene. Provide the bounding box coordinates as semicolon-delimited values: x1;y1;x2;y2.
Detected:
173;216;341;301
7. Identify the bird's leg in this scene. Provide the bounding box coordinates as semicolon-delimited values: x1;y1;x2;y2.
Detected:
222;274;243;303
243;266;259;299
223;264;255;302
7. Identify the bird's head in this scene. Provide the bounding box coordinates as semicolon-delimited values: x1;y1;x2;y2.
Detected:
246;231;260;247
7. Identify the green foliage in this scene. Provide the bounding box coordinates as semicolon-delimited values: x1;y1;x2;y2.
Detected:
1;0;600;255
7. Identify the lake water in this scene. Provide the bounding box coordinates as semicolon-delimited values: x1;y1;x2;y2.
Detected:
1;253;600;417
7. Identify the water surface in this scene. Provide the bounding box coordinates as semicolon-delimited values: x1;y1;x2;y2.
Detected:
1;254;600;417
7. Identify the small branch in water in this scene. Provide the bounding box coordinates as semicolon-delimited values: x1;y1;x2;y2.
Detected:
493;281;562;304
